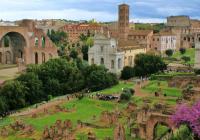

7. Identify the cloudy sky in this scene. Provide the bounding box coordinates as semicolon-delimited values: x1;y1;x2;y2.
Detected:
0;0;200;23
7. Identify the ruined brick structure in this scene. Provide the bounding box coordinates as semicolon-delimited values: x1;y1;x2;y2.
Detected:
195;34;200;69
136;111;174;140
0;19;58;65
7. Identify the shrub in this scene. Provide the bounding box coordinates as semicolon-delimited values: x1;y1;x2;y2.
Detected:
165;49;173;57
181;56;190;63
179;48;186;55
120;92;132;101
120;88;134;101
0;81;28;110
171;101;200;138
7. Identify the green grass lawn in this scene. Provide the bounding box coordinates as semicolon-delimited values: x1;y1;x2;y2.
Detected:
154;124;170;139
171;48;195;65
97;81;134;95
142;80;182;97
0;98;128;140
24;98;123;130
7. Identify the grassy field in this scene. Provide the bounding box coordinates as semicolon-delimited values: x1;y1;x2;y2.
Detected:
171;48;195;65
142;80;182;97
0;98;130;140
0;80;179;140
96;81;134;95
154;124;170;139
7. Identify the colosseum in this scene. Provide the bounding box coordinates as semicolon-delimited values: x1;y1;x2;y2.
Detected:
0;20;58;65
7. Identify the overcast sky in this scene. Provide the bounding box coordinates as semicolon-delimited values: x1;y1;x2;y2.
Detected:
0;0;200;23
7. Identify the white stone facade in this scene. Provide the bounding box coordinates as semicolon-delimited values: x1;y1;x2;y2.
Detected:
88;33;124;74
160;35;176;52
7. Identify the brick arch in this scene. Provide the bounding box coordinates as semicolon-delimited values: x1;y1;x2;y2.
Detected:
0;26;30;48
153;121;172;140
0;30;28;64
146;113;174;140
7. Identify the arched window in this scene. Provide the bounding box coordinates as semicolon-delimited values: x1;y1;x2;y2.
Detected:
111;60;115;69
42;37;45;48
35;37;39;47
91;58;94;64
35;52;38;64
42;53;45;63
100;58;104;65
118;58;122;69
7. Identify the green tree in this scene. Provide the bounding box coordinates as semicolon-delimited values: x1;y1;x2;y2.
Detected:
0;96;8;117
82;45;89;61
165;49;173;57
121;66;134;80
79;33;87;42
45;79;60;96
70;49;78;59
17;72;44;105
84;65;118;91
48;29;68;56
134;54;167;76
0;81;27;110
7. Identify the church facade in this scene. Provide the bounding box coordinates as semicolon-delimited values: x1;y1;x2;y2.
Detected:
88;3;147;74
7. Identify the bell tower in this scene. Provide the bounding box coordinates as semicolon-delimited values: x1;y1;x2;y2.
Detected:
118;3;129;41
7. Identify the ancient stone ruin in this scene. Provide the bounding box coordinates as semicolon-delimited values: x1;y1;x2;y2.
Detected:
0;120;34;137
100;111;118;125
88;132;96;140
114;123;126;140
42;119;74;140
168;76;200;88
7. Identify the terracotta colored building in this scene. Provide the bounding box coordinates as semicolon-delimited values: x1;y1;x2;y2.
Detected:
127;30;153;50
0;20;58;65
60;23;102;43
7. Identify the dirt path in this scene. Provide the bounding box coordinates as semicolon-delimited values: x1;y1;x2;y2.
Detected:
0;67;19;81
134;80;153;97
